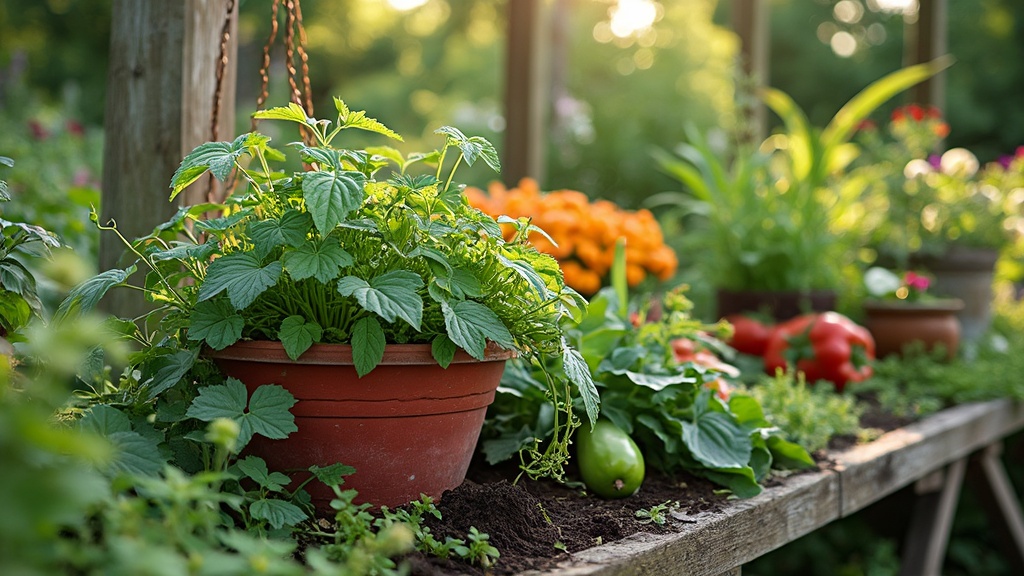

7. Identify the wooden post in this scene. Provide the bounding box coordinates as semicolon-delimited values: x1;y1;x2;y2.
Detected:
101;0;237;320
900;457;966;576
731;0;770;144
904;0;947;108
503;0;550;186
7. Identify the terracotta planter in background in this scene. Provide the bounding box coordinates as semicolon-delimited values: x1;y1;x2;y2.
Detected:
715;288;837;322
206;341;514;512
863;299;964;360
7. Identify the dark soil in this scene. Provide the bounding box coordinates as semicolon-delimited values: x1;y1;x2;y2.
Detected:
401;397;916;576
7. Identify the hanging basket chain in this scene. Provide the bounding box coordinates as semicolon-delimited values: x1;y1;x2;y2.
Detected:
253;0;282;129
254;0;314;144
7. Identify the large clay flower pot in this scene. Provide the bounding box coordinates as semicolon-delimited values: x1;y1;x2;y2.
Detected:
715;288;837;322
205;341;514;511
862;299;964;360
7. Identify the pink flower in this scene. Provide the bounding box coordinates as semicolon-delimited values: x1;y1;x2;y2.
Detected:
904;271;930;292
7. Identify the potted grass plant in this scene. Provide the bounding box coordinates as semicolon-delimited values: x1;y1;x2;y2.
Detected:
58;99;598;510
652;57;952;321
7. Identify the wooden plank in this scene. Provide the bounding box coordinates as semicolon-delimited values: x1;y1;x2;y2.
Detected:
532;469;840;576
101;0;187;319
834;400;1024;515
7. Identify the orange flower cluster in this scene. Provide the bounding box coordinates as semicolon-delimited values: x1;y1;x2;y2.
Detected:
465;178;678;295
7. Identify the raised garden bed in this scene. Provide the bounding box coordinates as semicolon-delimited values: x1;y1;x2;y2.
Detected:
407;399;1024;576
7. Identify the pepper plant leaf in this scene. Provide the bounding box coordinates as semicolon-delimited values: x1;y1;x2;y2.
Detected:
302;170;367;234
283;237;353;283
337;270;424;330
278;315;322;360
350;316;385;377
55;266;136;322
188;299;244;350
198;252;282;310
562;339;600;426
441;300;514;360
143;348;200;400
248;209;312;259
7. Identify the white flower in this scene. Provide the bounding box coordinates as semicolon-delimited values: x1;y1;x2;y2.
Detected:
939;148;979;178
864;266;902;297
904;158;933;179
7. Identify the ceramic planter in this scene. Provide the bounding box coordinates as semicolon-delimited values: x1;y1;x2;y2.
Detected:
911;246;999;344
715;288;837;322
205;341;514;511
862;299;964;360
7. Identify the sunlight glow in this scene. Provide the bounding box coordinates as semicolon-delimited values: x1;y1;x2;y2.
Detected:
388;0;428;11
609;0;659;38
868;0;918;15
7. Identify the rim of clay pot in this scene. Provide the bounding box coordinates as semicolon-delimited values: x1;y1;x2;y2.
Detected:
863;298;965;313
205;340;516;365
910;246;1000;272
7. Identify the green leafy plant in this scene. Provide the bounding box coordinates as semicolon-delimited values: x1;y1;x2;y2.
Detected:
652;57;952;293
745;370;863;453
635;500;679;526
0;156;62;340
58;99;598;478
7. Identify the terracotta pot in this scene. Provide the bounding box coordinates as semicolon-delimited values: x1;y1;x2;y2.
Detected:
715;288;837;322
862;299;964;360
205;341;514;511
911;246;999;344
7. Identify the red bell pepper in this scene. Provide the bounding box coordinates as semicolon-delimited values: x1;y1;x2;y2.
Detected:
763;312;875;392
724;314;773;356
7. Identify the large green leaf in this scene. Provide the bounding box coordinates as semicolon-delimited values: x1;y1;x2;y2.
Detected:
283;237;353;283
278;315;322;360
766;435;815;470
334;97;403;141
55;266;135;322
302;170;367;234
434;127;500;172
186;379;297;449
79;405;133;436
106;431;167;477
171;133;260;199
252;102;309;125
198;252;282;310
336;270;423;330
236;456;291;492
143;348;200;400
250;498;308;530
562;340;600;427
309;463;357;487
699;466;763;498
350;316;385;377
681;410;752;470
248;209;312;258
192;209;252;234
441;300;514;360
188;299;244;350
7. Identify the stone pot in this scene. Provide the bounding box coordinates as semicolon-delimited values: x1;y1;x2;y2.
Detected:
862;299;964;360
715;288;837;322
911;246;999;344
206;341;514;511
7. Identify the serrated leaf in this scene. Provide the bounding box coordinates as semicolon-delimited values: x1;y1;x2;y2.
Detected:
236;456;291;492
310;463;357;487
497;254;548;299
0;180;9;202
351;316;385;377
55;266;135;322
253;102;309;124
107;431;167;477
365;145;405;168
187;380;297;449
188;299;244;350
150;239;218;262
335;97;403;141
294;145;341;170
79;405;133;436
198;252;282;310
283;237;353;283
250;498;307;529
144;348;200;400
431;334;457;368
192;209;252;233
466;135;501;173
562;341;599;426
171;133;254;199
336;270;424;330
278;316;322;360
248;209;312;258
441;300;514;360
187;378;248;422
302;170;367;234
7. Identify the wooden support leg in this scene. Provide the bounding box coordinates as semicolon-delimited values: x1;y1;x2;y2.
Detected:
900;458;967;576
967;442;1024;573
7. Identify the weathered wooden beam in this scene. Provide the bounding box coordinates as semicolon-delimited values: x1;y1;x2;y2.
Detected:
904;0;948;108
899;458;966;576
730;0;770;144
101;0;237;319
503;0;550;186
